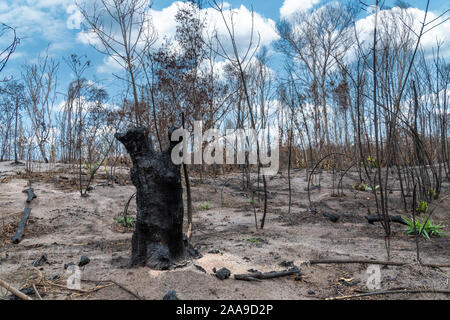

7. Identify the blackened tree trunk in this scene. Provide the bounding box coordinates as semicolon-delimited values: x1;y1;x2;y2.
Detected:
115;127;185;270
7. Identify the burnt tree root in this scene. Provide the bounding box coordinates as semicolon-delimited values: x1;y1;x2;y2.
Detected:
115;127;194;270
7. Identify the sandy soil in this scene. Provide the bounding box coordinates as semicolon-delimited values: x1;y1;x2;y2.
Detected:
0;161;449;300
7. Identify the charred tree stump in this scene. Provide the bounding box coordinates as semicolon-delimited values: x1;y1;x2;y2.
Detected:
11;207;32;244
115;127;186;270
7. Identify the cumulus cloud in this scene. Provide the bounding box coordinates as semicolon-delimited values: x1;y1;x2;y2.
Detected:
79;1;279;74
204;3;279;59
149;2;180;42
150;1;279;56
354;6;450;58
66;4;83;30
0;1;75;51
97;55;123;74
280;0;320;19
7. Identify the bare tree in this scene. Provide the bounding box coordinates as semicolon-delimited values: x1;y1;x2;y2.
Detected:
0;80;26;163
212;0;272;229
22;53;58;163
277;2;355;150
77;0;157;126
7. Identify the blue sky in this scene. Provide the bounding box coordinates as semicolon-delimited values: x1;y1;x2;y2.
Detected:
0;0;449;105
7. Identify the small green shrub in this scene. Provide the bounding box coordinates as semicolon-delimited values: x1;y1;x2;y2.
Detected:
403;216;446;239
116;215;135;228
417;200;428;214
247;198;257;205
198;202;211;211
360;156;377;169
353;182;379;192
366;156;377;168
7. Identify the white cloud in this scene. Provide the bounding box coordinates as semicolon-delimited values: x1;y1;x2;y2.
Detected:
354;6;450;58
0;5;61;38
204;4;279;59
149;2;180;43
148;2;279;55
97;55;122;74
31;0;73;8
0;2;9;11
0;1;76;52
9;51;27;60
82;1;279;74
66;4;83;30
280;0;320;19
76;29;101;46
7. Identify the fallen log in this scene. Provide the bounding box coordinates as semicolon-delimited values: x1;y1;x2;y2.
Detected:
0;278;33;300
22;188;36;203
366;214;407;225
234;268;301;282
11;207;32;244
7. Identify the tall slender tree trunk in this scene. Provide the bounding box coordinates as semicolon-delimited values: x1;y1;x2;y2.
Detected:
14;96;19;163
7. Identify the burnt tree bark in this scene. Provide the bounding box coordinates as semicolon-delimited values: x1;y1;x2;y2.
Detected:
115;127;186;270
366;214;407;225
23;188;36;203
11;208;32;244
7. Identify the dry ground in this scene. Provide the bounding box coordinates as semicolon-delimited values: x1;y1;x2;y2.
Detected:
0;161;449;300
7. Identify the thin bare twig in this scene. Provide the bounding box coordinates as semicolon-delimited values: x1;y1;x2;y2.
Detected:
0;278;32;300
326;288;450;300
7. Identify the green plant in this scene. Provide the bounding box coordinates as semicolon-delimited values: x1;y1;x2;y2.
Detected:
116;215;135;228
198;202;211;211
84;161;101;177
417;200;428;214
428;188;439;199
247;198;257;205
402;216;446;239
365;184;379;192
353;182;379;192
360;156;377;169
366;156;377;168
